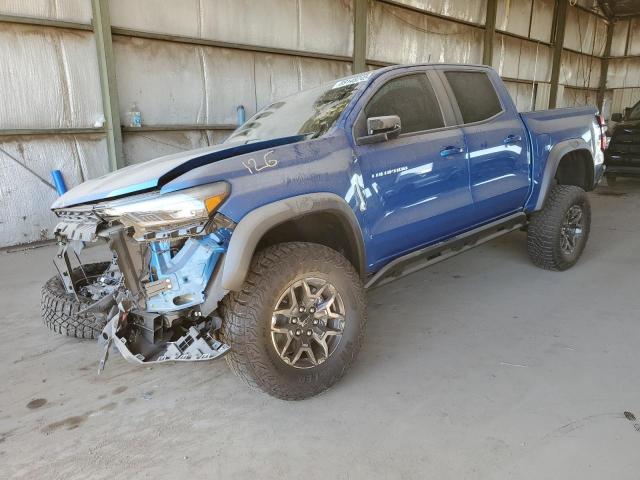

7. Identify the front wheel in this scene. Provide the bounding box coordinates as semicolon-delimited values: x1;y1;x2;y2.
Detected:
527;185;591;271
220;242;366;400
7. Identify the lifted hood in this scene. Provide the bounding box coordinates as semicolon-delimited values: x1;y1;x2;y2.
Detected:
52;135;305;209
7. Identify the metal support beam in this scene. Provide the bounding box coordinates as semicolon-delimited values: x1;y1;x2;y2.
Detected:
92;0;124;171
549;0;568;109
497;29;551;47
0;128;105;137
624;19;631;56
597;21;614;112
0;14;92;31
483;0;498;66
122;124;236;133
353;0;368;73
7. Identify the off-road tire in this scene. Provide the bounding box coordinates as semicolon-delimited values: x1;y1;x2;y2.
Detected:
527;185;591;271
41;262;111;339
220;242;366;400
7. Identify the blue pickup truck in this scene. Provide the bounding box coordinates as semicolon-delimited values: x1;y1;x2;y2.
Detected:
43;64;605;399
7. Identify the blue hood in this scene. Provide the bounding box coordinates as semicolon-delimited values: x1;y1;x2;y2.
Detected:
52;135;305;209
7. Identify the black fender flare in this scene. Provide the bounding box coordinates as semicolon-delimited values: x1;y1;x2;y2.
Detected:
220;193;366;291
534;138;594;211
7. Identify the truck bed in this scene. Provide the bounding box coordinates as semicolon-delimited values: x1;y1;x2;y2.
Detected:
519;106;600;211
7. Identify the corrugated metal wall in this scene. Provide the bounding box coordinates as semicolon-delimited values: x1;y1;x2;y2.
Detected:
0;0;635;247
608;16;640;117
0;0;355;246
367;0;610;112
0;7;108;246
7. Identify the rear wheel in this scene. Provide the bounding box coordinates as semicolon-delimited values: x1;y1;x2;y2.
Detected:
527;185;591;271
220;242;366;400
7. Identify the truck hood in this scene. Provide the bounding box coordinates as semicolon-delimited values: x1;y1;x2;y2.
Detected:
52;135;305;209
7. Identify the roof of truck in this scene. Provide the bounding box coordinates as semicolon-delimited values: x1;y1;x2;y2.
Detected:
375;63;495;72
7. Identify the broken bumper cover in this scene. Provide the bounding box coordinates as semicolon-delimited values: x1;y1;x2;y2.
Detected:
100;310;230;368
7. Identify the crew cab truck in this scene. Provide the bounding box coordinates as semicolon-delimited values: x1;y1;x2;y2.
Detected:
43;64;605;400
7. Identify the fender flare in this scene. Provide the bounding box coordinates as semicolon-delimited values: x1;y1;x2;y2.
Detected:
534;138;594;211
220;193;366;291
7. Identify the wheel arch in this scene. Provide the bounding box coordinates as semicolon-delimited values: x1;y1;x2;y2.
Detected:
220;193;366;291
534;139;595;211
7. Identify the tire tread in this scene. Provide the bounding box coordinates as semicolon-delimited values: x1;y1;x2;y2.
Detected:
40;262;110;340
220;242;366;400
527;185;590;271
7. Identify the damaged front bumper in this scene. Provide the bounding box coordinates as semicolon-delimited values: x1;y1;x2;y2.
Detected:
98;301;229;373
51;184;235;370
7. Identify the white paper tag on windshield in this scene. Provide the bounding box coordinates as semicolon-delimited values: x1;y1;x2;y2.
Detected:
332;71;373;89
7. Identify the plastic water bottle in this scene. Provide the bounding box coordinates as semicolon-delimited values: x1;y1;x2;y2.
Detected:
128;103;142;127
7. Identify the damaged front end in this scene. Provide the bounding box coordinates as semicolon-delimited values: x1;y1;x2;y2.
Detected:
52;183;234;370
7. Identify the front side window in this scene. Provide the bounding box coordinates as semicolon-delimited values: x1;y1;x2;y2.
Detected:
364;73;445;135
444;71;502;124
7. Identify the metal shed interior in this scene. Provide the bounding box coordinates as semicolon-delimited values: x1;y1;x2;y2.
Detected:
0;0;639;247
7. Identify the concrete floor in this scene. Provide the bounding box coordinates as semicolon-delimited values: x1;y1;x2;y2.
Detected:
2;180;640;480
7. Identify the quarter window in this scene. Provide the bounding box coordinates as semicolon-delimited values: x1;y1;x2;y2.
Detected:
444;71;502;124
364;74;445;135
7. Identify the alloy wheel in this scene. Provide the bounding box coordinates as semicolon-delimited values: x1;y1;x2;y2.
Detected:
270;277;346;369
560;204;584;255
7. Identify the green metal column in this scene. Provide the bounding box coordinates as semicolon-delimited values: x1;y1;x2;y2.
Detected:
597;20;614;112
549;0;568;109
483;0;498;66
92;0;124;171
353;0;368;73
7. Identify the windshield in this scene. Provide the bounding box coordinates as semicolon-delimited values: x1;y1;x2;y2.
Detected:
628;100;640;121
225;73;372;144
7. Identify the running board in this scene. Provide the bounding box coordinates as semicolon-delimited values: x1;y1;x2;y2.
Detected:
365;213;527;290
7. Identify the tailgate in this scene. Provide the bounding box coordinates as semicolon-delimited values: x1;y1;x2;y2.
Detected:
608;126;640;165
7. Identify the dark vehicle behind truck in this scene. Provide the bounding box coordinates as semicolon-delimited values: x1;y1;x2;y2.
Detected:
606;99;640;185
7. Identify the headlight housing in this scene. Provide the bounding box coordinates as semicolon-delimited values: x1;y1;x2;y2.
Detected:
97;182;229;239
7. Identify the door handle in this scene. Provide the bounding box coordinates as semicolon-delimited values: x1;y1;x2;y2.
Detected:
440;145;465;157
503;134;522;144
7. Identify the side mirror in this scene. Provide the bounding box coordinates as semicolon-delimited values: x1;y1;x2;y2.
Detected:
611;112;622;122
357;115;402;145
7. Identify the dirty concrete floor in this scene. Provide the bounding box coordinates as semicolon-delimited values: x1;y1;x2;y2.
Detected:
2;180;640;480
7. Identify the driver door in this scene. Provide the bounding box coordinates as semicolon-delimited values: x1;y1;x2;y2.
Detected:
353;71;474;269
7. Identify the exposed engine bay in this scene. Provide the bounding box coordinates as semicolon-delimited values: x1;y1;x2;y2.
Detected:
51;183;233;371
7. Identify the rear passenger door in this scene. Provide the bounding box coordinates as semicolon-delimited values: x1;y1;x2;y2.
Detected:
353;70;474;269
439;69;530;222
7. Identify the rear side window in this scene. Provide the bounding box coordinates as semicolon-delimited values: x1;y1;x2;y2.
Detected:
444;71;502;124
364;74;445;134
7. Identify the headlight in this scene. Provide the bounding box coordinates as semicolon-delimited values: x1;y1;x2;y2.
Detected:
99;183;229;237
